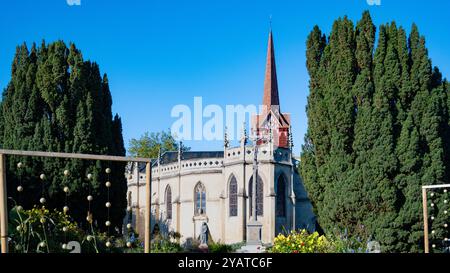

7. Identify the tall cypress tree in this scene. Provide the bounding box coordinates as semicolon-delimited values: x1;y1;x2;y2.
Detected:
319;17;357;232
301;12;450;252
0;41;127;233
362;23;399;252
345;11;376;238
302;26;327;214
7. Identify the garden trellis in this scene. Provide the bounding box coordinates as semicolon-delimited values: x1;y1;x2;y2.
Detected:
422;184;450;253
0;149;152;254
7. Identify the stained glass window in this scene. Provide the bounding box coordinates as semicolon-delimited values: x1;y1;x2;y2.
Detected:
276;176;286;217
249;175;263;217
229;176;238;217
166;186;172;220
194;183;206;215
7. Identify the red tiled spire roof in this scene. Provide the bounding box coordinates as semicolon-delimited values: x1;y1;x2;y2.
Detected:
262;31;280;111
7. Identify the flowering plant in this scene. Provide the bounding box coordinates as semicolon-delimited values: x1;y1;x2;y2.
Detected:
9;206;82;253
270;230;330;253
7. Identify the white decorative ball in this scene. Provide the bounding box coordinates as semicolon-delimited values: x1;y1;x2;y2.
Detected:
126;223;132;230
39;242;46;248
64;170;69;176
432;230;436;234
432;244;436;248
40;197;46;204
86;235;93;242
40;174;46;180
445;224;448;228
445;210;448;214
127;206;132;212
87;173;93;180
445;200;448;204
17;186;23;192
87;195;93;201
64;186;69;193
16;206;23;212
63;206;69;213
105;221;111;227
431;192;435;197
16;225;22;232
40;218;46;224
444;189;448;193
63;227;68;232
17;162;23;168
86;215;92;222
105;168;111;174
105;181;111;188
106;202;111;208
431;216;435;220
62;244;67;250
106;241;112;248
431;203;435;207
126;242;132;248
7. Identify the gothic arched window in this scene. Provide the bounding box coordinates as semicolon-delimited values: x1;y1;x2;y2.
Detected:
249;175;263;217
194;182;206;216
229;175;238;217
276;175;286;217
165;185;172;220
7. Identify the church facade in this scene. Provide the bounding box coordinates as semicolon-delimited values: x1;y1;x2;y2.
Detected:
124;31;316;245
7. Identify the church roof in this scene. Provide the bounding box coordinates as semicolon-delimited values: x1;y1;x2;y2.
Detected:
253;30;290;129
156;151;224;166
262;30;280;111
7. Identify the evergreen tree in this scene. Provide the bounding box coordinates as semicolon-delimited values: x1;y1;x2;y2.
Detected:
301;12;450;252
319;16;357;233
344;11;376;238
302;25;327;212
0;41;127;234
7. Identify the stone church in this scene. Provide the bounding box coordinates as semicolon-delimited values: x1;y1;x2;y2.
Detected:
124;31;316;245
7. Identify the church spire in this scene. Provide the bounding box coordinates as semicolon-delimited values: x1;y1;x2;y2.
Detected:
262;30;280;112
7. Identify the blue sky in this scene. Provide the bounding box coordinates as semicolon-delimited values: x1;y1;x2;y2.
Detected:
1;0;449;156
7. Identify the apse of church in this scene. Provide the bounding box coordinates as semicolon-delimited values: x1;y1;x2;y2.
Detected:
124;31;316;245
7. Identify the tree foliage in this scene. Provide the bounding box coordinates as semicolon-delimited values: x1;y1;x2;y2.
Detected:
0;41;127;233
301;11;450;252
128;130;190;158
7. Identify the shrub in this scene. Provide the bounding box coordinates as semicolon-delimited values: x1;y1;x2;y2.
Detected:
326;231;368;253
270;230;329;253
151;231;183;253
270;229;371;253
208;241;234;253
9;206;83;253
8;206;130;253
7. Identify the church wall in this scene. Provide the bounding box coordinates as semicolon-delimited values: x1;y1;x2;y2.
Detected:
177;171;223;243
222;162;247;244
124;150;317;246
274;166;295;235
293;173;316;232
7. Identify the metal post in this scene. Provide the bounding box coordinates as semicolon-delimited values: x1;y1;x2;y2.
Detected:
422;187;429;254
290;162;295;231
0;154;8;253
252;145;258;221
135;162;140;237
145;162;151;253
